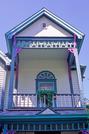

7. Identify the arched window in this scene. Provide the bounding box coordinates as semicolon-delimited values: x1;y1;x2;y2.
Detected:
36;71;56;107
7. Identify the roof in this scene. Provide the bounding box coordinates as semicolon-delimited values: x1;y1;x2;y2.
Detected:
0;50;11;65
5;8;85;54
0;109;88;121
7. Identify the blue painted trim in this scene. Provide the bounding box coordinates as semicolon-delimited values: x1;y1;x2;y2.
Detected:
0;114;88;121
3;125;7;134
8;42;16;109
16;36;74;41
15;54;19;90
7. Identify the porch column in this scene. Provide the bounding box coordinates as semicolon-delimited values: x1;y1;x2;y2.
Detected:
3;124;7;134
8;38;16;109
15;53;19;90
74;48;83;106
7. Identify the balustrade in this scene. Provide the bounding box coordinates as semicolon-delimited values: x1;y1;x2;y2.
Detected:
12;93;82;108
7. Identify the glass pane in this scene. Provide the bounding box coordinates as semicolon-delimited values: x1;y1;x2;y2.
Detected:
39;82;54;90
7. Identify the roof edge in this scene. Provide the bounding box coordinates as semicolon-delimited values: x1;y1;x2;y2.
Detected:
0;50;11;65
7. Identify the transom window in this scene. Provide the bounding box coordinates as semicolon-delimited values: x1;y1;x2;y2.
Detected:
36;71;56;107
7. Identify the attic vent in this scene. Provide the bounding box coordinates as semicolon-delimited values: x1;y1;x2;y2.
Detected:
42;23;46;28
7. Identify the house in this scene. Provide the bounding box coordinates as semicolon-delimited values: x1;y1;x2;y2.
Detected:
0;8;89;134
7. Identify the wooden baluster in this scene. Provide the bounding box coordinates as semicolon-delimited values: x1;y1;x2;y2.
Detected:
27;94;29;107
40;97;41;107
44;95;45;107
24;94;25;107
15;94;17;107
31;95;33;107
19;94;21;107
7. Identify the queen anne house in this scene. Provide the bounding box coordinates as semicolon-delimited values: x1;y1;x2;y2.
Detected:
0;8;89;134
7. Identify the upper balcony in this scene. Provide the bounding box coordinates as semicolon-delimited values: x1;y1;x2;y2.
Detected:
5;36;84;110
6;47;83;110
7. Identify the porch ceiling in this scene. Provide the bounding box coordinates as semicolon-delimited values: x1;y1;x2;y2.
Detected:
19;49;69;60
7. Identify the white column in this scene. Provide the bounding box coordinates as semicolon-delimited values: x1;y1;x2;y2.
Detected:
74;48;84;106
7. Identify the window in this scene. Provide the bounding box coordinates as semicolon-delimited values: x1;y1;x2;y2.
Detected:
36;71;56;107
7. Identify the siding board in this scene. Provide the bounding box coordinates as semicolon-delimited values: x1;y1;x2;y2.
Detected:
0;62;6;109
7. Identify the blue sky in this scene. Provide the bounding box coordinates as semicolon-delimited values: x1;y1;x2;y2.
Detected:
0;0;89;98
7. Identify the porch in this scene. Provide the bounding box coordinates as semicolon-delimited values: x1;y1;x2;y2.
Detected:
6;39;83;110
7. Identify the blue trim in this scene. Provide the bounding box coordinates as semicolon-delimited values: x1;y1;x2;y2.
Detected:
3;125;7;134
8;43;16;109
16;36;74;41
15;54;19;90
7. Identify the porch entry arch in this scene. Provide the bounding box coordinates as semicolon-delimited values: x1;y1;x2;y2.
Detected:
36;71;57;107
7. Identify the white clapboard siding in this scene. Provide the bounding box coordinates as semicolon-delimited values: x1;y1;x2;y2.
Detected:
17;16;73;37
71;70;80;94
18;58;70;94
0;62;6;108
4;71;16;109
3;70;10;109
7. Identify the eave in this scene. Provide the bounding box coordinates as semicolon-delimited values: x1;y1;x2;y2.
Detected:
0;114;89;122
0;50;11;65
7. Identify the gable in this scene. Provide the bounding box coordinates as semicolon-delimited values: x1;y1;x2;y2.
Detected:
16;16;73;37
38;108;57;115
6;8;84;54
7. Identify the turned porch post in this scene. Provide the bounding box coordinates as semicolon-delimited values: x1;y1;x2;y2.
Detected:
8;37;16;109
3;125;7;134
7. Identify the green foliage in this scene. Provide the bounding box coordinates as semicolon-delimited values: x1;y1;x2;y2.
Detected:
37;90;55;107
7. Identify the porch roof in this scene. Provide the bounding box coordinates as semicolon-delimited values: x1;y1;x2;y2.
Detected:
0;109;88;121
0;113;88;122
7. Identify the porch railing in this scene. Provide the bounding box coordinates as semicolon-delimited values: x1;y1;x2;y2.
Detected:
12;93;82;108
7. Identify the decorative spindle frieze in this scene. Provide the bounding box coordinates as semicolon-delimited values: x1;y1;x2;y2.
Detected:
16;40;74;49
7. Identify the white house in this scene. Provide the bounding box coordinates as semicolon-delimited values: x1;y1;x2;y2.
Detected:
0;8;88;134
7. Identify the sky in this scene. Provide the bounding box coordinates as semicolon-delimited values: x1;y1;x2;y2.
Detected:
0;0;89;99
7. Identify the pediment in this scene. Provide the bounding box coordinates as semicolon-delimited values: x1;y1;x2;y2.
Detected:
38;108;57;115
16;16;73;37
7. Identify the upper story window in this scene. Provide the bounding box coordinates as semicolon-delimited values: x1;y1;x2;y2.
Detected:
36;71;56;107
36;71;56;91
